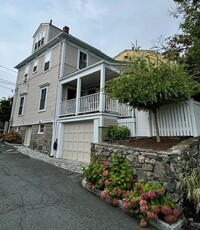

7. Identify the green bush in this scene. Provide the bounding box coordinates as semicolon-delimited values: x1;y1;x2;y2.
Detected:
2;131;22;144
184;165;200;213
107;125;130;140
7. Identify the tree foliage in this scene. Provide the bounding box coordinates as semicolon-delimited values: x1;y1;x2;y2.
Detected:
0;97;13;127
105;56;200;141
161;0;200;83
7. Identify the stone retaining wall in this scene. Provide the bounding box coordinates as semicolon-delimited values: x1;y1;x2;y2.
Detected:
91;137;200;210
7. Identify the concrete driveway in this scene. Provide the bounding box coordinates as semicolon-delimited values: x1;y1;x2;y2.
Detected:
0;143;155;230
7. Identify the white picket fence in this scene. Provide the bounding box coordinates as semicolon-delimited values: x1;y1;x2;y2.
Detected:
117;100;200;137
152;99;200;137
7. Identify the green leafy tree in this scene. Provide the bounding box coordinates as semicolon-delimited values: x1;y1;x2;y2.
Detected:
160;0;200;84
105;56;200;142
0;97;13;128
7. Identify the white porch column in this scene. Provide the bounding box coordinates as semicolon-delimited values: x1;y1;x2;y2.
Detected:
75;77;81;115
99;64;105;112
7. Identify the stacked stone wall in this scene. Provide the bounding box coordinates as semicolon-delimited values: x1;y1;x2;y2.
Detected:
91;137;200;210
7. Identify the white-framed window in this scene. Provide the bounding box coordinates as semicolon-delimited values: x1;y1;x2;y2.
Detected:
38;123;44;134
34;30;46;51
39;86;47;111
43;51;51;72
23;65;29;83
78;51;87;69
33;59;38;73
18;96;25;116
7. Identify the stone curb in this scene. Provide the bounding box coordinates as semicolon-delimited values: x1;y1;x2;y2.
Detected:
82;178;184;230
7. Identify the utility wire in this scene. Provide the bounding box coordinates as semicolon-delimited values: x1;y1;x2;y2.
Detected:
0;65;17;73
0;85;14;90
0;79;15;86
0;78;15;84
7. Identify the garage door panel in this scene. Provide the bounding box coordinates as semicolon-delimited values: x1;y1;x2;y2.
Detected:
62;121;93;163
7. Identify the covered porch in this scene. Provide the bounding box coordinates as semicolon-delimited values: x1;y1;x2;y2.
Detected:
59;61;134;118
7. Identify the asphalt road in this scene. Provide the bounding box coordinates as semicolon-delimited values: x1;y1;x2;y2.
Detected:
0;143;155;230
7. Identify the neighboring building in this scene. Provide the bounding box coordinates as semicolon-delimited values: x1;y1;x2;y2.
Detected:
11;21;142;162
114;48;163;62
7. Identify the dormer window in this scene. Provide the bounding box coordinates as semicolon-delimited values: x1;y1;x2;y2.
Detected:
79;51;87;69
34;30;46;51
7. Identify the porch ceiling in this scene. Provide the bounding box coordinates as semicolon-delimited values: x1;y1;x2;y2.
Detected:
81;67;119;88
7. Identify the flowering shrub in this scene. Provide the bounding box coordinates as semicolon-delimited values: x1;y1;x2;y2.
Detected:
83;153;133;198
122;180;180;226
2;131;22;144
83;155;181;227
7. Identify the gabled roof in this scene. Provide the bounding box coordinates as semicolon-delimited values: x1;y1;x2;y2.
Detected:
15;30;119;69
33;22;61;37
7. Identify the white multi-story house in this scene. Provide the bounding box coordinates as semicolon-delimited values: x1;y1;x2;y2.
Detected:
11;22;200;163
11;21;145;162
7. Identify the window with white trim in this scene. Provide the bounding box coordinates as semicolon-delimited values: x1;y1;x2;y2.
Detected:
39;87;47;111
43;51;51;72
38;124;44;134
18;96;25;115
24;65;29;83
33;59;38;73
34;30;46;51
79;51;87;69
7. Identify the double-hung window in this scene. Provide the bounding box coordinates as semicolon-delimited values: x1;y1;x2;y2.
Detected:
39;86;47;111
33;59;38;73
44;51;51;72
24;65;29;83
34;30;46;51
79;51;87;69
18;96;25;115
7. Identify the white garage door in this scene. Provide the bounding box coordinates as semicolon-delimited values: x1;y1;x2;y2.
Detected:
62;121;93;163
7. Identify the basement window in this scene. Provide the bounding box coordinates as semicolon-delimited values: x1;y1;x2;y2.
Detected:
38;124;44;134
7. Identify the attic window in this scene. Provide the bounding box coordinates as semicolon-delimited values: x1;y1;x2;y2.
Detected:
34;30;46;51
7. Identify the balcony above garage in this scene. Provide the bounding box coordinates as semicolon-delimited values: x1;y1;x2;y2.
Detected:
58;60;134;118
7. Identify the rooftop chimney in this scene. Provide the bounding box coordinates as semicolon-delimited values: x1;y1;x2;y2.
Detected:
63;26;69;34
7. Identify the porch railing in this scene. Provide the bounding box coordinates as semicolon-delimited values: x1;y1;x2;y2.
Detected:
79;93;100;113
60;93;134;117
60;98;76;116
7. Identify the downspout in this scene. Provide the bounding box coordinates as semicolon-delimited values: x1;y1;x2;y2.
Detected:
51;39;66;157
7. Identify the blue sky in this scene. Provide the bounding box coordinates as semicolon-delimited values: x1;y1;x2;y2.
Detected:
0;0;181;99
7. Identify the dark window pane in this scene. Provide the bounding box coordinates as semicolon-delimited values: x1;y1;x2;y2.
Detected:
18;97;24;115
39;88;47;110
33;65;37;72
44;61;50;71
